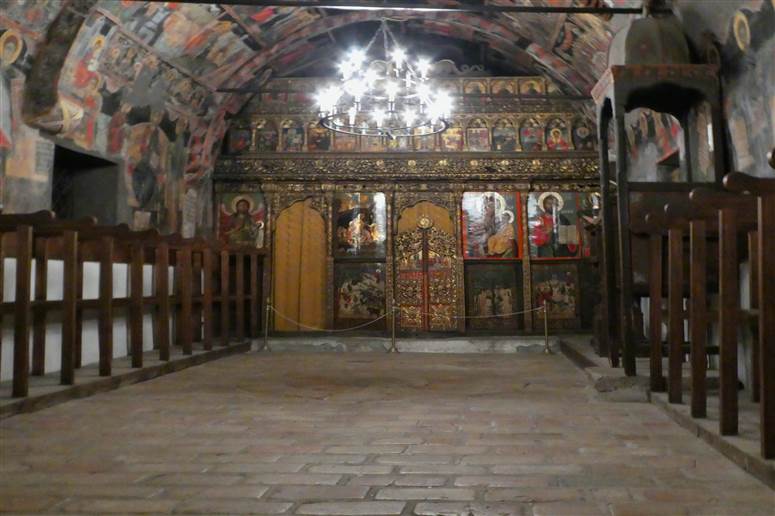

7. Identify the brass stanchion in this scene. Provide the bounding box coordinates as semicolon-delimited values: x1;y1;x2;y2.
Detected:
263;297;271;352
388;300;399;353
543;303;553;354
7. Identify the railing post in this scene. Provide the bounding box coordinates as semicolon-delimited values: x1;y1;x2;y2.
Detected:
156;241;170;361
12;226;33;397
263;297;271;352
98;236;114;376
60;230;78;385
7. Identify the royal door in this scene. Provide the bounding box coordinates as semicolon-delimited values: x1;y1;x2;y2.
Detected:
395;203;459;332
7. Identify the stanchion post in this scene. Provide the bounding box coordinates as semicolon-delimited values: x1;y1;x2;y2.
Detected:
543;303;552;354
263;297;271;352
389;300;398;353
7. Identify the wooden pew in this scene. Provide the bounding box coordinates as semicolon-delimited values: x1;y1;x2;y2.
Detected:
723;171;775;459
688;187;758;436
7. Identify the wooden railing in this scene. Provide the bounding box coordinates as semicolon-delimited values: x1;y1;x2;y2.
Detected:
635;172;775;459
0;212;265;398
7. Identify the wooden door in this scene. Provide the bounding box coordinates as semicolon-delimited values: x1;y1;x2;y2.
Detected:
395;203;458;332
273;200;327;331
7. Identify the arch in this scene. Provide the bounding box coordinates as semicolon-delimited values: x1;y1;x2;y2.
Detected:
273;199;327;331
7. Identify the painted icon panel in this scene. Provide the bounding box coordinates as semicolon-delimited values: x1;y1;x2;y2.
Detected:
465;263;522;331
527;192;581;259
334;263;386;329
227;127;251;154
334;192;387;257
441;125;464;151
462;192;520;259
532;263;580;329
520;118;543;151
217;192;267;248
307;123;330;151
492;119;518;151
546;118;572;151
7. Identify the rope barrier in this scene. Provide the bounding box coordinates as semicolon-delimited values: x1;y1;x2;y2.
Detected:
389;304;546;319
269;305;389;333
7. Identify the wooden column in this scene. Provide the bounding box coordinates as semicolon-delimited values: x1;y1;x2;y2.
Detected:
667;226;684;404
689;219;708;418
192;251;203;343
155;242;170;361
179;245;193;355
648;232;664;392
31;238;49;376
235;252;245;342
202;248;214;350
718;206;739;435
220;249;230;346
98;236;114;376
598;111;617;366
60;231;78;385
614;110;636;375
129;242;144;368
758;194;775;457
249;253;259;338
747;231;760;403
12;226;33;397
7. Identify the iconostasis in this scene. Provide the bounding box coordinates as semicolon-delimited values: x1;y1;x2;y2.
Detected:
214;189;601;334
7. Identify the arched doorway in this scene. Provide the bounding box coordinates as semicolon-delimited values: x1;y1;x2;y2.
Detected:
395;201;459;332
272;199;327;331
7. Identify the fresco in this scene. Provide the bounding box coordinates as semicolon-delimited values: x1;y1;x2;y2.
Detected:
572;119;596;151
226;127;251;154
461;192;520;259
528;191;581;259
334;192;387;258
532;263;579;327
217;192;266;248
465;263;522;331
281;120;303;152
335;263;386;329
441;123;464;151
466;119;490;152
255;120;278;151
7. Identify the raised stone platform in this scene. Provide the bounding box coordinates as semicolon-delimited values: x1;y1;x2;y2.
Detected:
263;335;557;354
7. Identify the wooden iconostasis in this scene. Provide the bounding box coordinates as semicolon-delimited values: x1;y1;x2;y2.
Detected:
215;189;601;334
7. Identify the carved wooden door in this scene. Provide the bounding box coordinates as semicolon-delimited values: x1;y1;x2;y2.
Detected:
395;216;458;332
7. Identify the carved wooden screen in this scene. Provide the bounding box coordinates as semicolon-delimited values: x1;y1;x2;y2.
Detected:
273;200;327;331
395;205;458;332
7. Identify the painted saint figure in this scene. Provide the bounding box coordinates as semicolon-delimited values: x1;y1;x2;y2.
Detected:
219;195;266;248
529;192;579;258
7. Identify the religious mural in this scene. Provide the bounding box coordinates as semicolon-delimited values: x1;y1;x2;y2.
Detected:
520;118;544;152
572;119;596;151
334;263;386;329
465;263;522;331
281;120;303;152
546;119;572;151
217;192;266;248
307;122;330;152
227;127;251;154
334;192;387;258
466;118;490;152
461;192;520;259
527;192;581;259
532;263;579;328
255;120;278;152
440;123;464;151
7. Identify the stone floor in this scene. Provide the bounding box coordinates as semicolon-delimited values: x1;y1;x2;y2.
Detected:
1;351;772;515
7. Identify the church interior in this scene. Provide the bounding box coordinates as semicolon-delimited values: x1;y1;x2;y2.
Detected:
1;0;774;514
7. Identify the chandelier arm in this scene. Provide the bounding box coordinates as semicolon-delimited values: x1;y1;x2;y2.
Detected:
362;19;384;55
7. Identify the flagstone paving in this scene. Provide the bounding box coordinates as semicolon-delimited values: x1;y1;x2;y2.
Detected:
1;351;772;515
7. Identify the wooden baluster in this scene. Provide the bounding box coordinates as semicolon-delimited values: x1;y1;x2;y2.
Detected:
202;248;214;351
667;227;684;404
60;231;78;385
747;231;760;403
192;251;203;343
179;245;193;355
689;219;708;418
250;253;259;338
718;206;739;435
98;236;114;376
156;241;170;361
235;252;245;343
74;258;84;368
0;233;6;377
220;249;230;346
129;242;144;368
13;226;33;397
758;194;775;457
32;238;49;376
648;233;665;392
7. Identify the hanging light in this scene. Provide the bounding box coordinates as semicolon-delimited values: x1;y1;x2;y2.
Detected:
315;20;452;140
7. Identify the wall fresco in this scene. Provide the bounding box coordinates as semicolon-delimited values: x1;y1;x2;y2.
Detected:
216;191;266;248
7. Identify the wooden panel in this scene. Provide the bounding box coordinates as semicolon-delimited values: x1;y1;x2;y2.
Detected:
397;202;454;235
273;200;327;331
